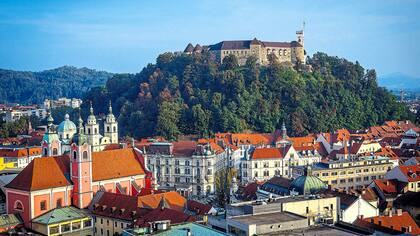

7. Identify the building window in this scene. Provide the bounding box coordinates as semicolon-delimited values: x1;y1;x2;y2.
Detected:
52;148;58;156
175;168;180;174
175;159;180;165
121;223;124;228
175;177;180;183
56;198;62;208
115;222;117;227
14;201;24;211
94;128;98;134
207;168;212;175
185;160;190;166
196;168;201;175
83;151;88;160
49;226;59;235
185;168;190;175
254;172;258;177
61;223;71;233
101;229;103;235
113;126;116;132
263;170;269;177
73;151;77;160
88;128;91;134
72;221;81;230
254;163;258;168
40;201;47;211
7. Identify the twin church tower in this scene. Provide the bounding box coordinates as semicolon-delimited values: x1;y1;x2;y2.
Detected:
41;101;118;156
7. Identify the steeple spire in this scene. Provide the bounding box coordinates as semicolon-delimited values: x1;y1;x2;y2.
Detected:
77;111;84;134
108;100;113;114
89;101;94;115
281;120;287;140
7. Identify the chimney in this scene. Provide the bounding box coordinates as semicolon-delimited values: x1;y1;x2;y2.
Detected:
396;209;402;216
388;210;392;217
408;226;412;233
359;215;364;219
378;220;382;226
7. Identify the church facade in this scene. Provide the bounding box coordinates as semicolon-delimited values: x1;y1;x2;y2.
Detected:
41;101;118;156
184;30;305;66
4;104;151;228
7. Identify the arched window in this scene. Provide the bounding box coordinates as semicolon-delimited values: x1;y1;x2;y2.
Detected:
66;134;69;139
83;151;88;160
254;171;258;177
263;170;269;177
113;126;116;132
56;198;62;208
275;169;281;176
73;151;77;160
206;186;211;194
53;148;58;156
43;148;48;156
87;128;91;134
94;128;98;134
14;200;23;211
107;126;110;132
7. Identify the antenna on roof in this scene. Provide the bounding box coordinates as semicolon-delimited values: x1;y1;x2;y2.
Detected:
303;21;306;31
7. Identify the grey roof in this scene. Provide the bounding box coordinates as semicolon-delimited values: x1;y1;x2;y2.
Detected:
208;39;302;51
32;206;90;225
229;211;306;225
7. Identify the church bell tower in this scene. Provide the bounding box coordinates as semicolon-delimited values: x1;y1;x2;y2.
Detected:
104;101;118;144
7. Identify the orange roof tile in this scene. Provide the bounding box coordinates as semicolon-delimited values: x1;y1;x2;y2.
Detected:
6;156;71;191
92;148;145;182
250;147;289;160
355;212;420;235
0;147;42;158
137;191;186;212
398;165;420;182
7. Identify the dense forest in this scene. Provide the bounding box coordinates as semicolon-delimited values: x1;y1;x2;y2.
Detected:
83;52;414;140
0;66;112;104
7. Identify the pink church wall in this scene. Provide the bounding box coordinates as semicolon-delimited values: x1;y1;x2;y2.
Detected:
103;183;114;192
134;178;145;188
33;194;50;218
7;191;30;227
52;191;67;208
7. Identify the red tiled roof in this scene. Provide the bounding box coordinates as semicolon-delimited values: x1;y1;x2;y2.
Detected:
5;156;71;191
92;148;145;182
135;207;196;227
250;147;289;160
373;179;406;195
187;200;212;215
91;192;141;221
0;147;42;158
398;165;420;182
172;141;197;157
137;192;186;212
355;212;420;235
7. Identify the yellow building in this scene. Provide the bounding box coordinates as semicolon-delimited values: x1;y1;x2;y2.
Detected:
0;157;17;171
31;207;93;236
294;156;394;190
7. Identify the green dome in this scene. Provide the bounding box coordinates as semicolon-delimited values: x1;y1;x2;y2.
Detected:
42;132;60;143
289;166;327;195
57;114;76;133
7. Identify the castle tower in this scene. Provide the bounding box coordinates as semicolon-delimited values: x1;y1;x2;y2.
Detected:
70;117;93;208
41;111;62;157
85;102;101;152
296;22;305;47
104;101;118;144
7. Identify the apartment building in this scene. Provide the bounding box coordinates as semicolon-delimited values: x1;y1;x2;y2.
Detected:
145;141;226;196
294;156;394;190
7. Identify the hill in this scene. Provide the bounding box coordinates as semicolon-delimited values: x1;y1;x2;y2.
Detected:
0;66;113;104
83;52;414;139
378;72;420;92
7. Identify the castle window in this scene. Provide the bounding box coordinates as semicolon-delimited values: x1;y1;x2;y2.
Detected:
14;200;23;211
83;151;88;160
53;148;58;156
73;151;77;160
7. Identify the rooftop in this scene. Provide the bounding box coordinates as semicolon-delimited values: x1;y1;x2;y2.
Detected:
32;206;90;225
229;211;305;225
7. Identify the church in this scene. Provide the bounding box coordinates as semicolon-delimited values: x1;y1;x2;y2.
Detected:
5;102;153;228
41;101;119;156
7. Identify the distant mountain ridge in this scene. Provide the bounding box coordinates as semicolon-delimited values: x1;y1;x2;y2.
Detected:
0;66;113;104
378;72;420;92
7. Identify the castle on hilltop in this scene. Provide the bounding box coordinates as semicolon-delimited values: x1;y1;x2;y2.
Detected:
184;29;306;66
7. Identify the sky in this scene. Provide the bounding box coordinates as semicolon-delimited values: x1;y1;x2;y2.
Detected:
0;0;419;77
